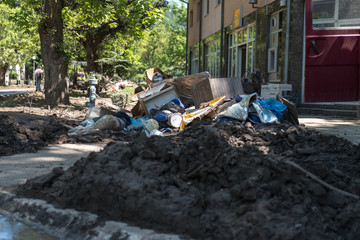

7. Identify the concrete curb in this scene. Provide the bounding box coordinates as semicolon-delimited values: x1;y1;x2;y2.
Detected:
0;191;186;240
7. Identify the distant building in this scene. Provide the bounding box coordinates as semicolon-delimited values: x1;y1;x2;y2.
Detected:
186;0;360;104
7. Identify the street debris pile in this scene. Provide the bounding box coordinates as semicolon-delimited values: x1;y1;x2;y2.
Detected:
16;120;360;239
69;70;298;139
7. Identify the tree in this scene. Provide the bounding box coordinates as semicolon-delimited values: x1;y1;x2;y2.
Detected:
0;3;38;86
136;2;187;77
38;0;69;105
64;0;163;73
5;0;69;105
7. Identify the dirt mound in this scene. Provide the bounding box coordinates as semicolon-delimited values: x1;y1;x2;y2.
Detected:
0;114;135;157
16;122;360;239
0;115;48;156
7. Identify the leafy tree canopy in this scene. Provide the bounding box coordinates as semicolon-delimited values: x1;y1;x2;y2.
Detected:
0;3;39;68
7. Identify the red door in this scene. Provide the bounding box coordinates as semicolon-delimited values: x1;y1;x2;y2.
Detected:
305;0;360;102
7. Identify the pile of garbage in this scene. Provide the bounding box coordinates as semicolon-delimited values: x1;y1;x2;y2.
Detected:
68;70;298;138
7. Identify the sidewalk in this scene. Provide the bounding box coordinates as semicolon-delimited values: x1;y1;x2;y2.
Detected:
299;115;360;145
0;143;105;190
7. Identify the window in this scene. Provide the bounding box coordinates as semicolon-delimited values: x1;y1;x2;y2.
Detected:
191;49;199;74
204;0;209;16
312;0;360;29
216;0;221;6
190;10;193;28
205;40;220;78
228;24;256;78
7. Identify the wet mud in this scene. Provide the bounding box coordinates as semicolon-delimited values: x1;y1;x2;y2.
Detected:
16;121;360;239
0;114;135;157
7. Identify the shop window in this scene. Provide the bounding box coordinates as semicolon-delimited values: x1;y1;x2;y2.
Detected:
228;24;256;78
191;49;199;74
205;40;220;78
312;0;360;29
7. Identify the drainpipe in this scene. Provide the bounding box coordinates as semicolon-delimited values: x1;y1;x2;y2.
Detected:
198;0;202;72
284;0;291;84
219;0;224;77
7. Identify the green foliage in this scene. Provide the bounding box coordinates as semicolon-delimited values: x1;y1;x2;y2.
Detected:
0;3;39;68
1;0;186;86
126;2;187;80
101;85;135;108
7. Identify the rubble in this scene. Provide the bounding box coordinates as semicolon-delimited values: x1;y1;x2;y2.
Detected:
6;71;360;239
16;121;360;239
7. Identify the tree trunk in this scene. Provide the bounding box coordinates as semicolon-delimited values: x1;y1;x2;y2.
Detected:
83;33;103;73
39;0;69;106
0;64;8;86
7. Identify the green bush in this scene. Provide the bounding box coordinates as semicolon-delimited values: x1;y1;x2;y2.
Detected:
109;91;130;108
108;86;134;108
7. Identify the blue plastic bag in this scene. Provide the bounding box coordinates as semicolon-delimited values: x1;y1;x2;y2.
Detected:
258;99;287;120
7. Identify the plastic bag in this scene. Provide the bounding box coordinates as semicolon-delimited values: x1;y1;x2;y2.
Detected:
80;119;95;128
258;99;287;120
85;107;100;119
251;102;278;123
125;117;148;131
92;115;125;130
68;126;96;136
218;93;257;120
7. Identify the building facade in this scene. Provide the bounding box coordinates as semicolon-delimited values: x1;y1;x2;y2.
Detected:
186;0;360;105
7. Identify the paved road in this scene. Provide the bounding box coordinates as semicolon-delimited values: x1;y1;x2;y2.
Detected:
299;115;360;146
0;88;35;96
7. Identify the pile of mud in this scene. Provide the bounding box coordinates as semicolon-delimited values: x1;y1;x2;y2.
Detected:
17;122;360;239
0;114;134;156
0;115;48;156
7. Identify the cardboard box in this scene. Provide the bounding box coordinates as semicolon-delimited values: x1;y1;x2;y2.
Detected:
168;72;211;107
261;84;292;99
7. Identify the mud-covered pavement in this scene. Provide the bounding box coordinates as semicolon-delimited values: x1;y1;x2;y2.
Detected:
16;121;360;239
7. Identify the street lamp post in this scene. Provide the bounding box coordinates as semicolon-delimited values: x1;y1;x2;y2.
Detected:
32;56;36;85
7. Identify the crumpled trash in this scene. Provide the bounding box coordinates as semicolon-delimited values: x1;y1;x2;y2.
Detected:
115;111;131;126
125;117;148;131
145;129;164;137
183;96;226;125
80;119;95;128
67;119;96;136
92;115;126;130
218;93;257;120
85;107;100;119
68;126;97;136
152;72;163;82
258;99;287;120
250;101;278;123
144;119;159;132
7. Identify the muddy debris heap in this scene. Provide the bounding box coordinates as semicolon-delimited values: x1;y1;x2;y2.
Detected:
16;120;360;240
